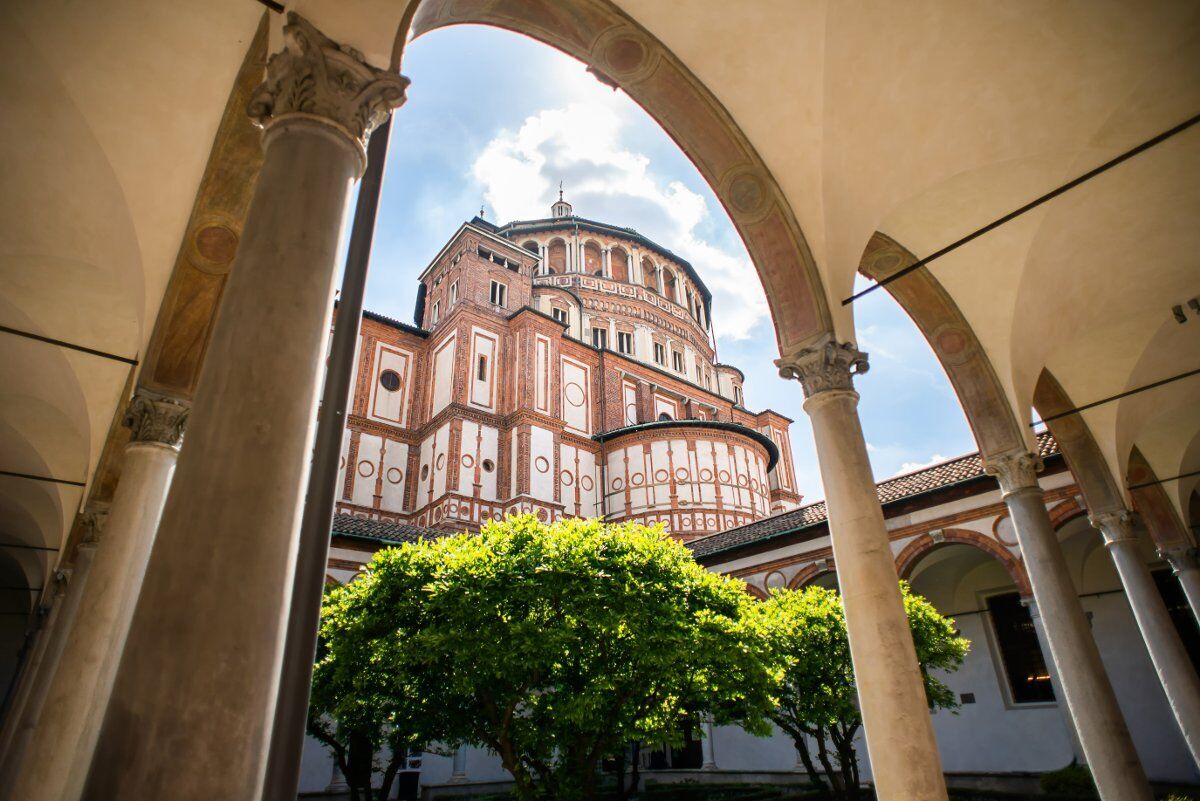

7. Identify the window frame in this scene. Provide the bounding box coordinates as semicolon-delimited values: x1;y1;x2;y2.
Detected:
617;331;633;355
489;279;508;308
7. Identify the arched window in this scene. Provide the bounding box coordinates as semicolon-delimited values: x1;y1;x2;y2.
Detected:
610;246;629;282
522;240;539;254
663;269;678;300
547;239;566;274
658;412;673;421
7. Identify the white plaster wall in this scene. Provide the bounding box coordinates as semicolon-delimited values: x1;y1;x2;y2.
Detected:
352;433;382;508
530;426;555;502
430;334;456;417
379;440;408;513
561;357;591;435
456;421;499;501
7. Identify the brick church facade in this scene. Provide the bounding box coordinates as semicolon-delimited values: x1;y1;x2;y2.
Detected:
335;195;801;541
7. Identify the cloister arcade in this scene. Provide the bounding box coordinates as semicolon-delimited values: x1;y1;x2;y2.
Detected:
0;1;1196;800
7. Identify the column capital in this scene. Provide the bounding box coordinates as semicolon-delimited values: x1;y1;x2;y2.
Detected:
1089;510;1137;546
247;13;408;163
79;504;109;546
1159;543;1200;575
983;451;1042;496
775;335;869;399
123;391;189;449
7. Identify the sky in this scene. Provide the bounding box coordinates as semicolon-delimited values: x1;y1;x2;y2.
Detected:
358;25;977;503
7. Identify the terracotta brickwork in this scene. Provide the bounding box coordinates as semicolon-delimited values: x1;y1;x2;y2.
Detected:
333;213;800;540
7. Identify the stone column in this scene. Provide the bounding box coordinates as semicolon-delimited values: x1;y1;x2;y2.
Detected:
11;393;188;801
1093;512;1200;767
628;251;638;284
700;718;717;770
0;540;94;789
81;15;407;801
1022;597;1085;762
1161;544;1200;626
985;454;1151;801
777;337;947;801
449;748;468;783
602;247;611;278
539;244;548;276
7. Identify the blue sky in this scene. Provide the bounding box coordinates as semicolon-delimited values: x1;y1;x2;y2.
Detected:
359;25;977;503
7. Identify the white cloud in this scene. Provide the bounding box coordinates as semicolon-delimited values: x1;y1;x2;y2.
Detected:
471;101;767;339
895;454;949;475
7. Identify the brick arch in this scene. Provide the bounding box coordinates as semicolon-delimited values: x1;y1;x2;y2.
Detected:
1048;497;1086;530
788;560;836;589
404;0;834;355
744;583;768;601
895;528;1031;598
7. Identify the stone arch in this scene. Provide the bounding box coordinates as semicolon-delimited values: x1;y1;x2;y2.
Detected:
521;239;539;254
662;267;678;300
895;528;1032;598
402;0;834;355
546;238;566;274
1048;497;1087;531
642;258;658;293
789;560;836;590
582;239;603;274
610;245;629;282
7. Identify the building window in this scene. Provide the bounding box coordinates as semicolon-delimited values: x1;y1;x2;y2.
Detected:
734;385;743;406
379;369;401;392
477;355;488;381
672;351;684;373
658;412;673;421
431;301;440;324
449;280;458;305
482;458;495;473
552;307;568;325
592;328;608;350
489;280;507;308
987;592;1055;704
617;331;633;355
653;342;666;365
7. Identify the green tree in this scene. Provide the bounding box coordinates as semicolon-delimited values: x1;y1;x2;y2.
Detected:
754;583;968;801
316;515;782;801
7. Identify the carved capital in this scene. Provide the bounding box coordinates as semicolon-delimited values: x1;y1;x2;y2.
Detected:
775;336;869;399
123;391;189;448
1159;544;1200;575
247;13;408;161
80;506;108;545
1089;510;1136;546
984;451;1042;496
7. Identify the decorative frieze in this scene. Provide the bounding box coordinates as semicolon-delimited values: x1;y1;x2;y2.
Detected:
123;392;189;448
247;13;408;160
775;336;869;398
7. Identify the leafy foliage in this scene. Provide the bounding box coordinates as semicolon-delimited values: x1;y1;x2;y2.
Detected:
754;583;969;801
315;515;783;800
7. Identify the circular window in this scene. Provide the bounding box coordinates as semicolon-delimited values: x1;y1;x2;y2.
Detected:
482;459;495;473
379;369;401;392
420;464;430;480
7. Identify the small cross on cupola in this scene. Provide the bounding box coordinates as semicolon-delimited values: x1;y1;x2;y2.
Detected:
551;182;573;219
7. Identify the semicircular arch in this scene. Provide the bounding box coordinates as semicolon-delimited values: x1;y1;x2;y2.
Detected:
895;528;1031;598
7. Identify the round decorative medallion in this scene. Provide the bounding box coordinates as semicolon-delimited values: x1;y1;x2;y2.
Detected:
436;454;446;470
195;224;238;264
420;464;429;481
631;472;644;486
482;459;495;473
737;475;749;487
612;477;624;490
386;467;403;484
654;469;669;483
765;571;787;589
718;470;731;483
537;508;548;521
675;468;689;481
379;369;402;392
871;253;902;276
580;475;594;491
534;456;550;473
357;461;374;478
564;382;586;407
994;515;1019;546
625;403;638;420
560;471;575;487
434;508;443;521
698;468;713;481
461;454;475;468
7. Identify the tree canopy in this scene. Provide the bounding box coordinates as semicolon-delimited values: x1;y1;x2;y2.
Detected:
314;515;783;800
754;583;969;801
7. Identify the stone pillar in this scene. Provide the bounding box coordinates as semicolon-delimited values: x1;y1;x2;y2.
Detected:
539;244;548;276
602;247;611;278
628;251;638;284
1161;544;1200;627
81;15;406;801
777;337;947;801
10;393;188;801
1022;597;1086;762
985;453;1151;801
1093;512;1200;767
701;718;717;770
449;748;467;783
0;540;94;789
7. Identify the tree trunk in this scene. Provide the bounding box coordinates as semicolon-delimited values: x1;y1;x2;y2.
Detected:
815;727;847;801
377;752;404;801
628;742;641;798
792;734;830;798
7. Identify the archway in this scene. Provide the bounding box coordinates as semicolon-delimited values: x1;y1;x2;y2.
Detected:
610;246;629;282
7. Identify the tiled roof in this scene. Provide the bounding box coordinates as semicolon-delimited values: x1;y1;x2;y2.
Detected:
688;431;1059;559
331;513;445;545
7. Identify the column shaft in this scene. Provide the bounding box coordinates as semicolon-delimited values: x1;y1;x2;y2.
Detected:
81;15;406;801
10;396;185;801
987;455;1150;801
780;338;947;801
0;543;94;791
1097;515;1200;767
1023;598;1086;762
1162;545;1200;627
